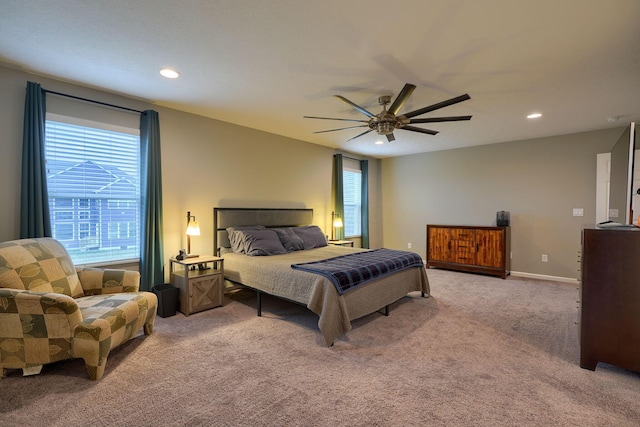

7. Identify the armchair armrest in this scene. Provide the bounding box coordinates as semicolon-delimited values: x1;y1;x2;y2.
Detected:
0;288;81;317
0;289;83;368
76;268;141;295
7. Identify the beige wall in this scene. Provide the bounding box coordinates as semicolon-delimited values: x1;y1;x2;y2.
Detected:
381;128;624;280
0;65;381;281
0;64;625;281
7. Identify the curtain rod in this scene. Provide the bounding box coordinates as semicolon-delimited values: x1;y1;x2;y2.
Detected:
43;89;143;114
342;155;366;162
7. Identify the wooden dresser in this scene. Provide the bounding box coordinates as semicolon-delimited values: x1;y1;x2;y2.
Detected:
426;225;510;279
580;227;640;372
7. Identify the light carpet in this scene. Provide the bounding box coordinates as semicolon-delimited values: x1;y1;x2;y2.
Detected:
1;269;639;426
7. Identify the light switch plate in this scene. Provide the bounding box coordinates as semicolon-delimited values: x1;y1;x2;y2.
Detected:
573;208;584;217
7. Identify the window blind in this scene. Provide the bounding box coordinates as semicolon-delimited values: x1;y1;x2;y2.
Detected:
343;168;362;237
45;117;141;265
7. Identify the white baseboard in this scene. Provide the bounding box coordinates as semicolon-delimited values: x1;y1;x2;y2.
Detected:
510;271;578;284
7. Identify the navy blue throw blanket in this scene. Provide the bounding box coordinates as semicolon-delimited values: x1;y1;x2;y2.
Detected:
291;248;424;295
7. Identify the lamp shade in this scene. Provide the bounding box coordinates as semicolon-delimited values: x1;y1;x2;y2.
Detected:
186;220;200;236
333;217;343;228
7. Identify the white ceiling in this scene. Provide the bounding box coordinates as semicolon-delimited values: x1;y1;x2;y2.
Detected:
2;0;639;158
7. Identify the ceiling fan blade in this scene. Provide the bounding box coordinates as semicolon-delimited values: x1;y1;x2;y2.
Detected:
334;95;376;118
386;133;396;142
402;125;439;135
303;115;369;123
313;125;369;134
402;94;471;119
346;129;374;142
388;83;416;115
408;115;472;124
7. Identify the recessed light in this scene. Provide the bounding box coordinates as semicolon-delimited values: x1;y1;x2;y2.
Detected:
160;68;180;79
375;140;384;145
527;113;542;119
606;116;620;123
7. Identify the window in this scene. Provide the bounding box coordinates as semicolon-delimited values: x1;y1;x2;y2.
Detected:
343;168;362;237
45;117;140;264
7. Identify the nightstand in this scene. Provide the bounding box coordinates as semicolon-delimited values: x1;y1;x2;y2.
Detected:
170;255;224;316
327;240;354;247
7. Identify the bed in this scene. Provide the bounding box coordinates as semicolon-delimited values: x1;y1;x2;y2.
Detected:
214;207;430;346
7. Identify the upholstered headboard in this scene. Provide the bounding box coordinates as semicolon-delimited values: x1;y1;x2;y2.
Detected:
213;207;314;254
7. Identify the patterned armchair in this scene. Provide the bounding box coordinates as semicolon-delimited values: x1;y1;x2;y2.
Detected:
0;238;157;380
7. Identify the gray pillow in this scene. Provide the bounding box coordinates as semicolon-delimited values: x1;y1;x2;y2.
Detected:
237;229;287;256
292;225;327;250
226;226;266;253
271;227;305;252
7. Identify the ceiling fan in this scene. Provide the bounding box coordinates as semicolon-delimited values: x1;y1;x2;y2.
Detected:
304;83;471;142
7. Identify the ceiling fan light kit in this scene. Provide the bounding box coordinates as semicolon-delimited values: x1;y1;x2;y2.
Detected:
304;83;472;143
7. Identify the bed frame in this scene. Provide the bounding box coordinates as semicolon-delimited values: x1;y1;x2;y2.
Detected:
213;207;430;345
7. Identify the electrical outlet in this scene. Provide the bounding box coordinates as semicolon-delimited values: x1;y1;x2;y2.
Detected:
542;254;548;262
407;243;412;249
573;208;584;217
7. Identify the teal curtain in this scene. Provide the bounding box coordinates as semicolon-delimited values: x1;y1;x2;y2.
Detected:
332;154;345;240
140;110;164;291
360;160;369;248
20;81;51;238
